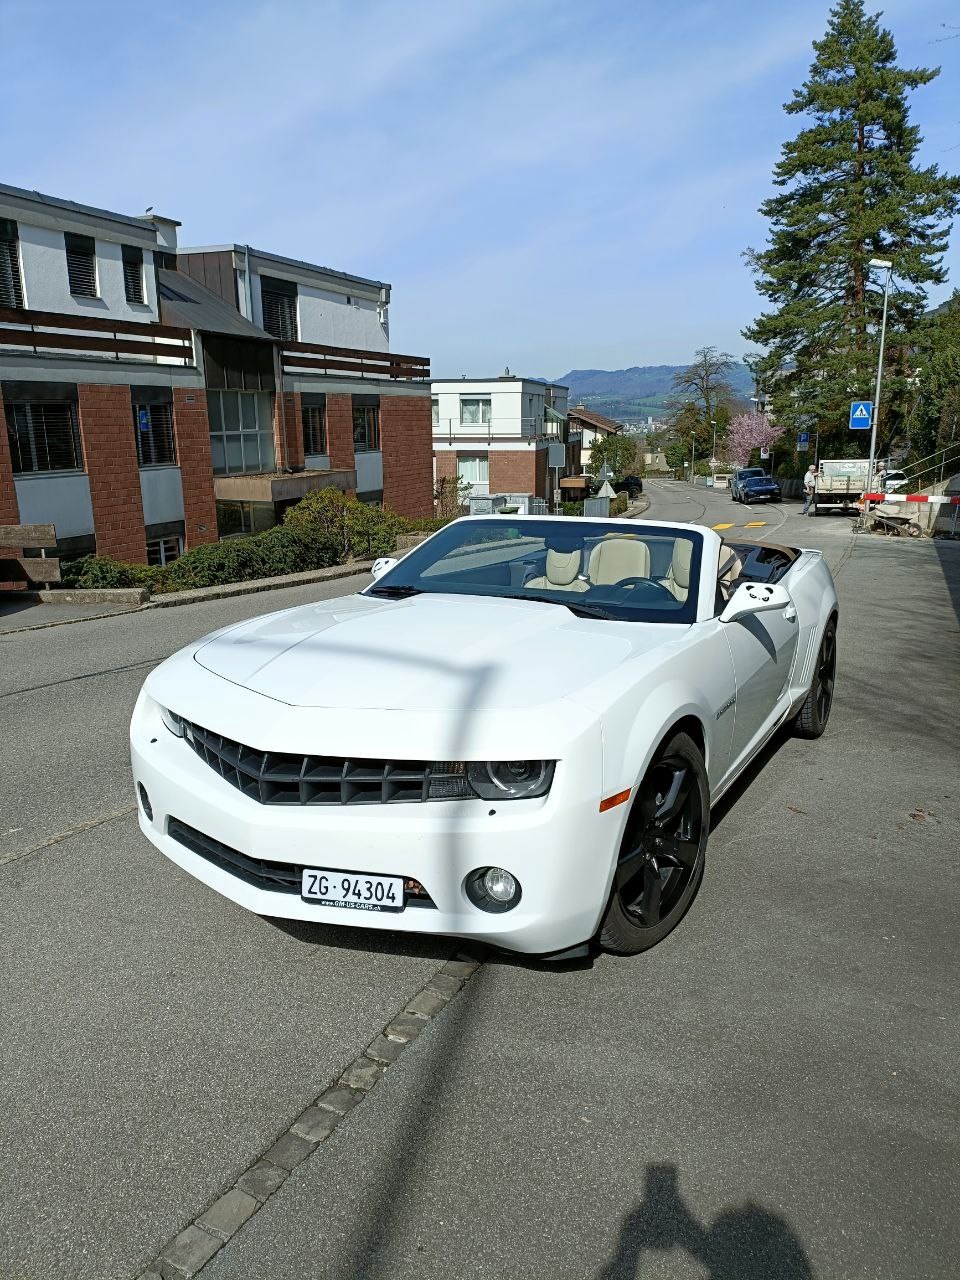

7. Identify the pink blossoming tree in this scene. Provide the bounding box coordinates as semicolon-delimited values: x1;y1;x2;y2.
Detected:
725;413;786;466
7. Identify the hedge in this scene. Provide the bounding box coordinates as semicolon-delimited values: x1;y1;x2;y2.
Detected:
60;490;452;594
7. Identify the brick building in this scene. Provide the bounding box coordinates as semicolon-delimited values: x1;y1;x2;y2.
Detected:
0;183;432;570
431;373;572;507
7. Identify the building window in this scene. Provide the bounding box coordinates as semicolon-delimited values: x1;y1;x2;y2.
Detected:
207;389;276;475
134;401;176;466
457;455;489;486
352;404;380;452
64;232;98;297
260;275;298;341
302;402;327;455
5;400;83;474
0;218;24;309
431;398;439;427
146;535;182;566
460;398;492;426
215;500;277;538
122;245;144;304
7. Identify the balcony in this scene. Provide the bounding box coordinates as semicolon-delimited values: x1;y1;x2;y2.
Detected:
0;306;194;365
432;416;565;444
281;341;429;381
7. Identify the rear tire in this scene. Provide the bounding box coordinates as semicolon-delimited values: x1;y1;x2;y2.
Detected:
793;619;837;739
598;733;709;955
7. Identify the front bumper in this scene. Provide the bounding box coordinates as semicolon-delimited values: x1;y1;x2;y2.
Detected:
130;694;619;955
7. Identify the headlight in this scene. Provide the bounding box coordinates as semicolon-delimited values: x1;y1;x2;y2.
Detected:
466;760;554;800
159;704;183;737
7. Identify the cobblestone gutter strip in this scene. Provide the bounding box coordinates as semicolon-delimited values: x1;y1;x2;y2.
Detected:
140;951;485;1280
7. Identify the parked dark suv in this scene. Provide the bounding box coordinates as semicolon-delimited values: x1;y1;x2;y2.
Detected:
617;474;644;498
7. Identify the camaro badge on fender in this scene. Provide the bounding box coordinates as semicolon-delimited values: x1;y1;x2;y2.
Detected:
716;696;736;720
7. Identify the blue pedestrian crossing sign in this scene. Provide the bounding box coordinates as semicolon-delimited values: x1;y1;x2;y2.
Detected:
849;400;872;430
137;408;151;432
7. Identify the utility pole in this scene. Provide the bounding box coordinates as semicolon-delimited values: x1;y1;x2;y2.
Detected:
865;258;893;523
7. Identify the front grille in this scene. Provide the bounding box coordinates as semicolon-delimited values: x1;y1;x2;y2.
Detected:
168;818;436;907
180;718;470;807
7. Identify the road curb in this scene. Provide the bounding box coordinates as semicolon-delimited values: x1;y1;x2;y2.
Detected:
141;562;375;609
141;948;486;1279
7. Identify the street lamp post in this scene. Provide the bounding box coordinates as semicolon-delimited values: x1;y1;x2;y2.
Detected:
710;418;718;464
865;258;893;523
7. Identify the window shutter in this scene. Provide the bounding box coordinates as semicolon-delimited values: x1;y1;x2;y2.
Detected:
5;401;83;473
0;218;24;308
122;245;144;304
64;232;97;297
259;275;298;341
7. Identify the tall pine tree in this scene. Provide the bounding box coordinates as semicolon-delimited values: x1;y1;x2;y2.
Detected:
743;0;960;457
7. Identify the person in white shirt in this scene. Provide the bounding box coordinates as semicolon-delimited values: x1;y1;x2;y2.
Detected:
802;464;817;516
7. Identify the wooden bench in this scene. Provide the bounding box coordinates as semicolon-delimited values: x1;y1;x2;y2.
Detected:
0;524;62;584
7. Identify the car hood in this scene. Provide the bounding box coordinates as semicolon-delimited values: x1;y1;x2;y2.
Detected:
191;591;680;712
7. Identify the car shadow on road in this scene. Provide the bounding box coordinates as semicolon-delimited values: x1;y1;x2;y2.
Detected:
708;724;794;834
595;1163;813;1280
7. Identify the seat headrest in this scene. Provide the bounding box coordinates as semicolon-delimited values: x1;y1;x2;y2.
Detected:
545;548;582;586
670;539;693;590
588;537;651;585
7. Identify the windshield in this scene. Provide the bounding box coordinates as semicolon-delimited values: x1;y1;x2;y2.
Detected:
366;519;703;623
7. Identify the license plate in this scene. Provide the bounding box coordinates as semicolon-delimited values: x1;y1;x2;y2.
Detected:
301;868;405;913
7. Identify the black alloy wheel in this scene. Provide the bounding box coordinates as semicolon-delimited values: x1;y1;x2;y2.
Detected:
598;732;709;955
793;619;837;738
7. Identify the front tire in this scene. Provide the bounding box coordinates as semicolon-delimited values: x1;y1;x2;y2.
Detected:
598;732;709;955
793;619;837;739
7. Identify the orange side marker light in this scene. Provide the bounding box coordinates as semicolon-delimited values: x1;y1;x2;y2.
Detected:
599;789;631;813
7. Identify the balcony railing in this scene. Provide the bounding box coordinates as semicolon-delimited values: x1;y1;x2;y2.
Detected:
0;305;194;365
432;416;567;444
281;341;429;381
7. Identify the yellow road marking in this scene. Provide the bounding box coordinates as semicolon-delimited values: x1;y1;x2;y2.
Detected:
744;521;767;527
712;522;735;530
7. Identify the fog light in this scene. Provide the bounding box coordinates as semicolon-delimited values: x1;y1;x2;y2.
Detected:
466;866;522;913
137;783;153;822
483;867;517;902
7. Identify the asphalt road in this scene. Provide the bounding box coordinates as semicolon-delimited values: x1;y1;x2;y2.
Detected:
2;491;958;1279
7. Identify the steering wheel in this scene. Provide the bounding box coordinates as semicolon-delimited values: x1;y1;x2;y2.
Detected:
609;576;677;600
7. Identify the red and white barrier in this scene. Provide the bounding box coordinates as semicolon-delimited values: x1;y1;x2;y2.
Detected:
862;493;960;504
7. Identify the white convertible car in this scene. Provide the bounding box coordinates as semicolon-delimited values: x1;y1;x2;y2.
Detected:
131;517;838;957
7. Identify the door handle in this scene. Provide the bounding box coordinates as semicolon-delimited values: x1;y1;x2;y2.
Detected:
784;605;797;622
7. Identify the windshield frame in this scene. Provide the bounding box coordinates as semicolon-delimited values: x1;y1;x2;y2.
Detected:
364;517;705;624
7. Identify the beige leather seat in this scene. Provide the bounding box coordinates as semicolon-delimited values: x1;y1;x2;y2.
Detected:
718;544;744;602
661;539;693;601
587;537;651;586
525;548;589;593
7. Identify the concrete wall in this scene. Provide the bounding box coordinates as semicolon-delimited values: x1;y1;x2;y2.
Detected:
14;472;95;539
431;379;545;439
139;466;185;526
250;274;387;350
16;224;159;322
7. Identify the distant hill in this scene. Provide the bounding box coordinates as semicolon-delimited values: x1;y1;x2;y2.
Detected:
554;363;755;422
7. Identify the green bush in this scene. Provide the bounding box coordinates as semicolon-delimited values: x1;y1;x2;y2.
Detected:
63;555;157;590
610;493;629;516
284;487;406;561
561;501;584;516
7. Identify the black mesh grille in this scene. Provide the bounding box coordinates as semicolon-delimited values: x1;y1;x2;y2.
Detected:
168;817;436;906
180;718;469;806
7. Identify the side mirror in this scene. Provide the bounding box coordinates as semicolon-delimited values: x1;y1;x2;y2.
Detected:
371;557;399;581
719;581;792;625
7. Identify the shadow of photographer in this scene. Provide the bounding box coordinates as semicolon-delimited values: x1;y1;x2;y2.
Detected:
596;1163;813;1280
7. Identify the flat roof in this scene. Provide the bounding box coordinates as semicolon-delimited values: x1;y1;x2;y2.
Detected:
432;378;569;390
178;244;388;291
0;181;174;232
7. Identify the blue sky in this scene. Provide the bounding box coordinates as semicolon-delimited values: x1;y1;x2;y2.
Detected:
2;0;957;377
